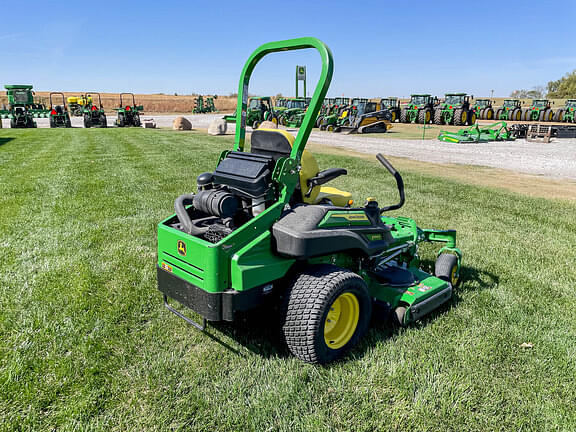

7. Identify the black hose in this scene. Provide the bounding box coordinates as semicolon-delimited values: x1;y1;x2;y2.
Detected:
174;193;209;235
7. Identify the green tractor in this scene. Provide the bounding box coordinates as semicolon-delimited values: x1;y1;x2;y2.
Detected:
277;97;308;127
81;93;107;128
3;85;37;128
553;99;576;123
522;99;554;122
115;93;143;127
48;92;72;128
319;97;350;130
380;97;401;122
223;96;277;129
472;99;495;120
495;99;522;121
156;37;462;365
400;94;436;124
434;93;476;126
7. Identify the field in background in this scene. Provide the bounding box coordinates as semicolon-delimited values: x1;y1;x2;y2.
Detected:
1;128;575;431
0;92;569;115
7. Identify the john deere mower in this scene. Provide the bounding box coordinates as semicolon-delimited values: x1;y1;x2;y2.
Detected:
400;94;437;124
223;96;277;129
380;97;401;122
156;38;462;364
473;99;495;120
82;93;107;128
48;92;72;128
495;99;522;121
115;93;143;127
434;93;476;126
3;85;37;128
522;99;554;122
553;99;576;123
332;100;392;134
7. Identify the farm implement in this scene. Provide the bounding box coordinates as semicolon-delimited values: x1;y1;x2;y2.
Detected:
193;95;218;113
400;94;436;124
554;99;576;123
223;96;277;129
380;97;401;122
81;93;107;128
438;121;515;143
2;85;37;128
48;92;72;128
156;37;462;364
473;99;495;120
67;95;93;116
434;93;476;126
495;99;522;121
115;93;143;127
522;99;554;122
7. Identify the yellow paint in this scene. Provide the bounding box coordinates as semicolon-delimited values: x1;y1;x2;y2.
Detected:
324;292;360;349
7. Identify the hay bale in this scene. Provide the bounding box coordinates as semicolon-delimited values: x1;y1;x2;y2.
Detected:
208;118;227;135
172;116;192;130
258;120;278;129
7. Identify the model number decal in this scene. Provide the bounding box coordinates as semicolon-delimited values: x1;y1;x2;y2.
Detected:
417;283;432;292
161;262;173;273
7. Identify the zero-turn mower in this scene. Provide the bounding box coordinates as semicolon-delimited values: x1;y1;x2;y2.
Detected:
82;92;107;128
156;38;462;364
48;92;72;128
115;93;143;127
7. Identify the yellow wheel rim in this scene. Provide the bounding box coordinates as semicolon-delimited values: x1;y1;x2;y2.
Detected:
272;117;278;125
425;111;431;123
391;112;396;122
324;292;360;350
451;265;459;286
461;111;468;123
487;110;493;120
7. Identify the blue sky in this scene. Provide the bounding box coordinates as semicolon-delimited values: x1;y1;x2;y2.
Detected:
1;0;574;98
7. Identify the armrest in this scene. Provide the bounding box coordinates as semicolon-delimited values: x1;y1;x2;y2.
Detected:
306;168;347;197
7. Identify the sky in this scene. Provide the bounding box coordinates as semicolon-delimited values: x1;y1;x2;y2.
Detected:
1;0;575;98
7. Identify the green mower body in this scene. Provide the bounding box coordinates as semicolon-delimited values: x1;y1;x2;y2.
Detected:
400;94;436;124
438;121;515;143
114;93;143;127
434;93;476;126
156;38;462;364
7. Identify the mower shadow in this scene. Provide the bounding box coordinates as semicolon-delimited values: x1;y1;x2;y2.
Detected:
198;264;499;363
0;137;15;146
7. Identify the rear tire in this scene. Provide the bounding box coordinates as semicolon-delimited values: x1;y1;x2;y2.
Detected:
400;108;408;123
495;108;502;120
326;124;335;132
84;115;91;128
467;111;477;125
418;108;431;124
433;109;443;125
435;254;460;287
523;109;532;121
553;109;564;122
454;109;466;126
281;265;372;364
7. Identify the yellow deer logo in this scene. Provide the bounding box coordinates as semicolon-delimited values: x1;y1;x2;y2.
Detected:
177;240;187;257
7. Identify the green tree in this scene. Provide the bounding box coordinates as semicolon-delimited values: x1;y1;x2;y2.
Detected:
547;70;576;98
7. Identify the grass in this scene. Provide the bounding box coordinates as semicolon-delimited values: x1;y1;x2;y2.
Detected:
1;128;575;431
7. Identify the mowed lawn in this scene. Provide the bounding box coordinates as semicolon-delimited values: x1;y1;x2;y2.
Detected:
1;128;575;431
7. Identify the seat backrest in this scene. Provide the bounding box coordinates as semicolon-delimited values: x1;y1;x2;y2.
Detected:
250;128;321;203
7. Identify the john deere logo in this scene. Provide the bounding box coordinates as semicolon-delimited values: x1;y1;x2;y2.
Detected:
177;240;187;256
299;67;305;74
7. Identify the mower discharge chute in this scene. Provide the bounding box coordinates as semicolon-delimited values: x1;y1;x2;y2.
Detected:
115;93;143;127
48;92;72;128
156;38;462;364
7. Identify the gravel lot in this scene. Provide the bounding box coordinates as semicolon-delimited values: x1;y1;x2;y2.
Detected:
3;114;575;181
